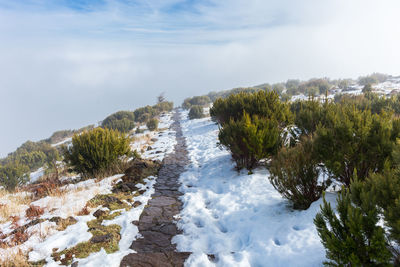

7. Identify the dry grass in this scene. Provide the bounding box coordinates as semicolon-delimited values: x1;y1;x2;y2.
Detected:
132;133;154;152
0;190;33;223
25;205;44;219
0;249;30;267
77;205;90;216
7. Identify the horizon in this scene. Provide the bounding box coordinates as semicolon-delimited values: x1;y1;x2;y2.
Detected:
1;0;400;156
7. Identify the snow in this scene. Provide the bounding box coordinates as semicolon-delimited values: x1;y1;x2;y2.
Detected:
141;112;176;161
23;173;159;266
173;111;337;267
32;175;123;219
75;176;157;267
30;167;45;183
51;137;72;147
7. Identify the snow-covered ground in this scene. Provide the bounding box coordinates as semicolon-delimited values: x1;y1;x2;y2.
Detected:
142;112;176;161
174;111;337;267
0;111;178;266
30;176;158;267
290;77;400;102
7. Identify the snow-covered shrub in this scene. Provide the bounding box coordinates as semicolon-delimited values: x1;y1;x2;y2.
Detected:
269;137;327;210
314;176;396;266
188;105;205;119
63;128;131;177
218;112;280;170
146;118;159;131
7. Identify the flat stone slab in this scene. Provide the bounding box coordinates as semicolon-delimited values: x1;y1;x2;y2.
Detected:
120;252;191;267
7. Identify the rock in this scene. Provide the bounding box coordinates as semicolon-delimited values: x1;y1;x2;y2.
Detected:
133;201;142;208
71;261;79;267
90;233;112;243
104;196;122;205
155;150;163;154
93;209;107;218
151;138;158;142
147;146;153;151
49;217;61;223
138;189;147;195
120;252;190;267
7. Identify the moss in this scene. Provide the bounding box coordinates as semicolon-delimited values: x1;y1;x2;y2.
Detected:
87;192;132;211
48;217;78;231
28;259;46;266
52;219;121;265
101;211;122;221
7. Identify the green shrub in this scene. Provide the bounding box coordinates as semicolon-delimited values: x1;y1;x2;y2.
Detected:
182;96;211;109
188;105;205;119
146;118;159;131
154;101;174;113
45;130;74;144
298;78;331;95
210;90;292;126
0;162;29;191
63;128;131;177
315;104;398;186
134;106;156;122
269;137;327;210
314;172;399;266
358;72;388;86
15;151;47;171
102;111;135;133
0;141;61;174
291;98;329;135
219;112;280;170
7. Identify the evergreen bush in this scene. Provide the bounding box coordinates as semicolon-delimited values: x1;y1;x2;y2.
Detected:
102;111;135;133
210;90;291;126
314;170;400;266
269;137;327;210
146;118;159;131
63;128;131;177
182;96;211;109
315;188;392;266
188;105;205;119
218;112;280;170
0;162;29;191
315;104;398;186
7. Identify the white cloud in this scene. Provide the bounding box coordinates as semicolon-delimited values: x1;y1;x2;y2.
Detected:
0;0;400;156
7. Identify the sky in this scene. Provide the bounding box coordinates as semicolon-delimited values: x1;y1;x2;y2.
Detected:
1;0;400;157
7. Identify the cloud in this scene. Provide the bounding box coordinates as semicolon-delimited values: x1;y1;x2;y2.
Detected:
0;0;400;156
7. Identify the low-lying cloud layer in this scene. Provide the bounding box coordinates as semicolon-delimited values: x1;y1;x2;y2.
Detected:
1;0;400;156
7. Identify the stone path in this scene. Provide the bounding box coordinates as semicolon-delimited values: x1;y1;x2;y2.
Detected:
120;110;190;267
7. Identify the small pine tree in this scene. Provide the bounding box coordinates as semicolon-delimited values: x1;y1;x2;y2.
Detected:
314;179;393;266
